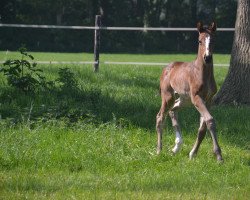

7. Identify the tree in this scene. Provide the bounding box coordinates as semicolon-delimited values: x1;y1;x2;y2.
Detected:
197;0;216;23
0;0;238;53
214;0;250;105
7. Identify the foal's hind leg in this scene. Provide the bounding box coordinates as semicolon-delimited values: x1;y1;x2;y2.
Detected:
169;110;183;154
189;116;207;159
156;92;173;154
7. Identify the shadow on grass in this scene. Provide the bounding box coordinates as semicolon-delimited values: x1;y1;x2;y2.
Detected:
0;64;161;130
0;85;158;129
212;106;250;150
0;67;249;151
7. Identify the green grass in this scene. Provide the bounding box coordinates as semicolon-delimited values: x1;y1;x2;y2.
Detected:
0;53;249;199
0;51;231;64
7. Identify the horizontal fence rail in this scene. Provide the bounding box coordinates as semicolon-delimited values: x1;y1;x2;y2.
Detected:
0;24;235;31
0;19;233;70
0;61;97;65
0;60;229;67
104;61;230;66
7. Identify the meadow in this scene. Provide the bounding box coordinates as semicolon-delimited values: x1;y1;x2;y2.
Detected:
0;51;231;64
0;52;249;199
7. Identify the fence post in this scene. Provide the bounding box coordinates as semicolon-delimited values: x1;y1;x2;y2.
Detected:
93;15;101;72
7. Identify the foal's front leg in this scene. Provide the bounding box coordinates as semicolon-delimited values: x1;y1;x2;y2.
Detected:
189;116;207;159
169;111;183;154
192;95;223;161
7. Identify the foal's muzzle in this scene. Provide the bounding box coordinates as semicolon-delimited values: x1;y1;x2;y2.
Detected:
204;55;212;63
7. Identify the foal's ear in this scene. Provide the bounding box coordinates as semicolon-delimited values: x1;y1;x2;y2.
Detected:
209;21;217;32
197;21;204;33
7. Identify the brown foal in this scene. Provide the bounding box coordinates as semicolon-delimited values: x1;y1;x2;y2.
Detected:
156;22;223;161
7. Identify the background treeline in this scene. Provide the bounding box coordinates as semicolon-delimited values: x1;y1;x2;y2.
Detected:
0;0;237;53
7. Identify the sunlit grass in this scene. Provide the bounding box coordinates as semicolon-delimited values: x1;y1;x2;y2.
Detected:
0;51;230;64
0;117;249;199
0;53;249;199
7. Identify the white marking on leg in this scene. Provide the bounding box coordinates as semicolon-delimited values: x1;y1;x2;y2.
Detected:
172;130;183;154
172;98;181;110
189;149;196;159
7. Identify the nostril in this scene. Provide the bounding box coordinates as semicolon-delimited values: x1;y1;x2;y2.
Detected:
204;55;212;63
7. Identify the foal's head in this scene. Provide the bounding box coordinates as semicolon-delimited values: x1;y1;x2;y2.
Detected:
197;21;217;64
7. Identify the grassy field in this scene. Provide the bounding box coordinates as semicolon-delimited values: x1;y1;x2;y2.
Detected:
0;51;231;64
0;52;249;199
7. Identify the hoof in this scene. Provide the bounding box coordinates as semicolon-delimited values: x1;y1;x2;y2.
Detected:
172;138;183;154
214;149;223;162
172;145;181;154
216;155;224;163
189;150;196;160
157;149;161;155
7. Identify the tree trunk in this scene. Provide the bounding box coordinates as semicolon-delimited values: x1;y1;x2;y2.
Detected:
214;0;250;105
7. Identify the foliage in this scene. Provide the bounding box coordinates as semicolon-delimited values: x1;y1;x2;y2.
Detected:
0;47;49;93
0;0;237;53
57;67;79;91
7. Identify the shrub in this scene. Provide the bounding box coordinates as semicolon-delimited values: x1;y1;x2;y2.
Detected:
0;47;49;93
56;67;79;92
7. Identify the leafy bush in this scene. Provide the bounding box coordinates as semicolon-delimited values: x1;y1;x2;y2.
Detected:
56;67;79;91
0;47;49;93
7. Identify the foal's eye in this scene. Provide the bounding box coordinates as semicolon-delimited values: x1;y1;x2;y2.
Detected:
198;40;202;44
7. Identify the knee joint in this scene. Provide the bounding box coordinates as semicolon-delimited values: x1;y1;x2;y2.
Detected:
198;125;207;134
206;118;216;130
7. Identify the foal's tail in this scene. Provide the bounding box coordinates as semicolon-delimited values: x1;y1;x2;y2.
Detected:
158;63;174;96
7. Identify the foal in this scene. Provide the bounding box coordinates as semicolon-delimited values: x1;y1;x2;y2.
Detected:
156;22;223;161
